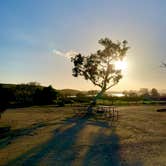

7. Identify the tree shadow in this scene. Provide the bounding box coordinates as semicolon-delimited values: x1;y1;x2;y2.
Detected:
0;121;65;150
82;127;121;166
6;116;132;166
6;117;87;166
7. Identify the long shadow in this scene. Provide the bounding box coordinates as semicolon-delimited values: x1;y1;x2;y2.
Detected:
6;117;127;166
82;126;121;166
7;117;87;166
0;121;65;150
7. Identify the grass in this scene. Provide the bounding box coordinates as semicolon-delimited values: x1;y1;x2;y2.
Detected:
97;99;166;106
0;105;166;166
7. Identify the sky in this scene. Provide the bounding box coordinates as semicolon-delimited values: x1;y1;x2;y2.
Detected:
0;0;166;91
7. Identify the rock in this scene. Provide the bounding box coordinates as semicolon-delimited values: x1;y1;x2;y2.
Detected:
157;109;166;112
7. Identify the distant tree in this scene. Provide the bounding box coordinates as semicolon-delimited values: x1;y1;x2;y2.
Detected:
71;38;129;113
14;84;35;105
87;90;99;96
150;88;160;99
33;88;43;105
0;85;12;118
13;84;58;106
123;90;137;97
41;86;58;104
122;90;128;97
139;88;150;99
0;83;59;108
128;90;138;98
28;82;41;86
76;92;86;98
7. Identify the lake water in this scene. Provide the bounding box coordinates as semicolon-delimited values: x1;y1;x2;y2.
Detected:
110;93;125;97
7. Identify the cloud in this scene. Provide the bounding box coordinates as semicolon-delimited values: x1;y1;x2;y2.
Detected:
52;49;78;58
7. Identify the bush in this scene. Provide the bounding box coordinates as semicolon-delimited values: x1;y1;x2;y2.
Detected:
57;100;65;107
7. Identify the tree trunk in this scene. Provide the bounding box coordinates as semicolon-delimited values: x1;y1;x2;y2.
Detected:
87;88;105;114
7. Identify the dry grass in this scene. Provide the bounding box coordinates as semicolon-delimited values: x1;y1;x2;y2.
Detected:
117;106;166;166
0;105;165;166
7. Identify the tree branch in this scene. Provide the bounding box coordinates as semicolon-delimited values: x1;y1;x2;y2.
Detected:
106;82;117;90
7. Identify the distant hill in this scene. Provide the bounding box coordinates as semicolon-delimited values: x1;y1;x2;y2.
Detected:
0;84;82;95
0;82;44;89
0;83;17;88
58;89;81;96
0;83;123;96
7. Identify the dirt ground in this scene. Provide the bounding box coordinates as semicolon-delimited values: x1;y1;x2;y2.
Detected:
0;105;166;166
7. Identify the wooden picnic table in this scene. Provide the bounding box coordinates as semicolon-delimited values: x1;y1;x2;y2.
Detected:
96;105;119;119
73;105;119;120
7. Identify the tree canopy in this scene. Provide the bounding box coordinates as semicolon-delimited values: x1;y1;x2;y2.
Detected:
71;38;129;93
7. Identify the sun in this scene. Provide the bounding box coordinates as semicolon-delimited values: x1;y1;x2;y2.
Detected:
115;60;127;70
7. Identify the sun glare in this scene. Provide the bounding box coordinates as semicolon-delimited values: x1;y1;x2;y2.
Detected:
115;60;127;71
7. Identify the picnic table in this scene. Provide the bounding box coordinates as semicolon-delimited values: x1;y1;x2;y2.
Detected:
74;105;119;120
95;105;119;120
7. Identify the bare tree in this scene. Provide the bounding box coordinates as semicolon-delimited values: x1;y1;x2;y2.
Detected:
71;38;129;113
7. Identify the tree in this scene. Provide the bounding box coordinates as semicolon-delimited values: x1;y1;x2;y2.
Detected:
150;88;160;99
71;38;129;113
139;88;150;99
37;85;58;105
87;90;99;96
123;90;138;98
0;85;12;118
